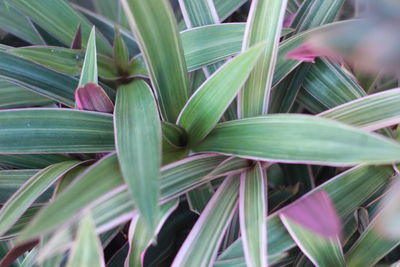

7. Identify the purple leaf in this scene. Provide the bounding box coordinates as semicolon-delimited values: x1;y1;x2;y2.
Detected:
283;13;295;28
286;44;343;64
71;24;82;50
0;240;38;267
75;83;114;113
280;190;341;238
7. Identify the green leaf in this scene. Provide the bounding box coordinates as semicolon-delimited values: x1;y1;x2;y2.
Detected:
0;169;52;203
126;200;178;267
78;27;98;87
179;0;220;28
10;0;111;55
0;108;114;153
66;213;105;267
319;88;400;131
113;27;129;72
193;114;400;166
0;1;44;44
177;43;264;146
218;165;394;263
121;0;189;122
280;217;345;266
0;161;80;236
7;46;84;76
92;0;119;23
18;154;248;242
238;0;287;117
214;0;247;21
280;191;345;266
115;80;161;232
0;154;71;169
171;177;239;267
300;58;366;112
346;209;400;267
239;162;267;267
0;51;78;106
0;80;52;108
17;154;123;242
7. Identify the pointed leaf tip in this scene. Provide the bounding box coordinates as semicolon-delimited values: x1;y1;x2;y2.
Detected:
280;190;341;238
75;83;114;113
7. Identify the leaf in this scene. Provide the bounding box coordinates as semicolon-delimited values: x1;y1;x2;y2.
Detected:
217;165;393;263
121;0;189;122
0;108;114;153
239;162;267;267
6;46;84;76
281;191;341;238
0;80;52;109
115;80;161;232
78;27;97;87
161;122;187;148
238;0;288;117
17;154;123;243
71;24;82;49
0;169;51;203
0;240;38;267
18;154;248;242
0;51;78;106
112;27;129;72
66;213;105;267
0;154;71;169
300;58;366;112
280;216;345;266
0;161;80;236
75;83;114;113
346;208;400;267
171;177;239;267
319;88;400;131
179;0;220;28
10;0;111;55
193;114;400;166
0;1;44;44
280;191;345;266
125;200;178;267
214;0;247;21
177;43;264;146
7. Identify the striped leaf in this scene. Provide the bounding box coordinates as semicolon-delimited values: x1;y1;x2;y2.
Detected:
0;108;114;153
171;177;239;267
214;0;247;21
0;1;44;44
0;51;78;106
0;161;80;236
238;0;287;117
300;58;366;112
78;27;98;87
10;0;111;55
177;43;264;146
66;213;105;267
280;217;345;266
121;0;189;122
218;165;393;264
239;162;267;267
0;81;52;109
0;154;71;169
18;154;248;242
346;209;400;267
17;154;123;242
193;114;400;166
280;191;345;266
125;200;178;267
319;88;400;131
179;0;219;28
115;80;161;232
7;46;84;76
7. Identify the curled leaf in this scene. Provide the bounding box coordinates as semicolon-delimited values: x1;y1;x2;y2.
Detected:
75;83;114;113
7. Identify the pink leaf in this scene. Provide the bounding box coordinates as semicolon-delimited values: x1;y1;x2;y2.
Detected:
286;44;343;64
75;83;114;113
280;190;341;238
283;13;295;28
